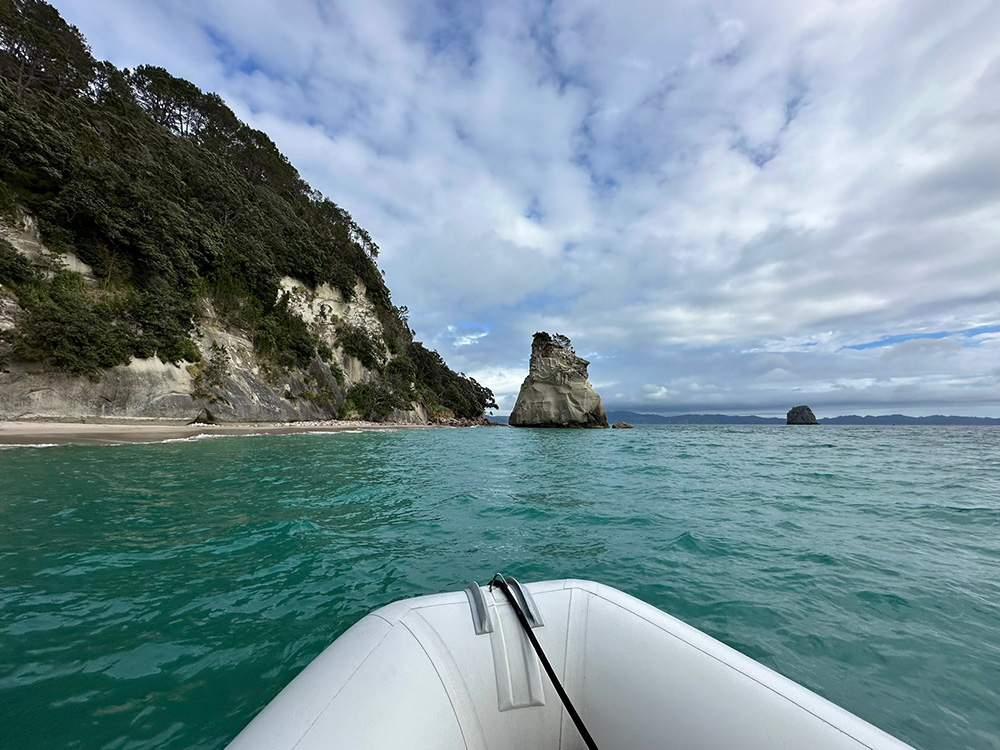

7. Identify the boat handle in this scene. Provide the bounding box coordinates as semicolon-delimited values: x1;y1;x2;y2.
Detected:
506;577;544;627
465;581;494;635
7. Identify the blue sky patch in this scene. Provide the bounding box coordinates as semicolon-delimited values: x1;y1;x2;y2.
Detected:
845;324;1000;350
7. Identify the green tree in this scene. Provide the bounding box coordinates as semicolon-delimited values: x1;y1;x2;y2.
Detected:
129;65;208;137
0;0;94;98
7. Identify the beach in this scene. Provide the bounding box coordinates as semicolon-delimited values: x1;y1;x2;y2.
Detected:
0;418;431;446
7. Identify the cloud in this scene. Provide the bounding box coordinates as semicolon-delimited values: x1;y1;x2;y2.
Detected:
52;0;1000;416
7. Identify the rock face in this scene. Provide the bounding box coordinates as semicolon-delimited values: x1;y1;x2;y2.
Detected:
0;291;395;423
0;212;427;423
509;332;609;428
787;405;819;425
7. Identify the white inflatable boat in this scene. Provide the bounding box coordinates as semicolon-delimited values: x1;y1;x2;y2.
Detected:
227;577;914;749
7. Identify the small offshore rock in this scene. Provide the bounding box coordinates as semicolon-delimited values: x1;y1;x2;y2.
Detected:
509;332;609;428
611;421;633;429
787;405;819;425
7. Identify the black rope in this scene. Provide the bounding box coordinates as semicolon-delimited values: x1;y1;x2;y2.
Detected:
489;574;600;750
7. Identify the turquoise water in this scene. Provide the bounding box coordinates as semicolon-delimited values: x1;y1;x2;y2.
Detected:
1;425;998;749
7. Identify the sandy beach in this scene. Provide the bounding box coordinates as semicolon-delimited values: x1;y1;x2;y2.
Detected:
0;419;432;446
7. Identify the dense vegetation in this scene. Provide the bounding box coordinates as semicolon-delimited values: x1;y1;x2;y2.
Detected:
0;0;494;418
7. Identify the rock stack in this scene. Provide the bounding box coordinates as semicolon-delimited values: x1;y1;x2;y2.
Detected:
786;405;819;425
509;332;609;428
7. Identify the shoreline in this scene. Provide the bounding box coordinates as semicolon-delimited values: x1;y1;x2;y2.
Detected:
0;418;438;447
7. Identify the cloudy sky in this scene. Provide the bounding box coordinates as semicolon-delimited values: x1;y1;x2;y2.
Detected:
55;0;1000;416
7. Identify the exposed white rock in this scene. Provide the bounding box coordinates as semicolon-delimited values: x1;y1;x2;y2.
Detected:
277;277;391;376
509;332;609;428
278;277;385;342
0;356;195;420
0;206;95;282
0;291;24;368
390;401;429;425
0;290;23;333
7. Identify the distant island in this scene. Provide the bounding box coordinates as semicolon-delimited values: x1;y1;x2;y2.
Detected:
488;411;1000;426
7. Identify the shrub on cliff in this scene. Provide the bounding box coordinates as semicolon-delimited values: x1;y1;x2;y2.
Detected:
337;324;385;371
9;269;199;374
410;343;497;419
344;382;396;421
0;237;35;284
11;269;129;375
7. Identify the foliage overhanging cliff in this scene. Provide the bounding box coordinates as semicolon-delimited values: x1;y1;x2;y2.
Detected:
0;0;495;421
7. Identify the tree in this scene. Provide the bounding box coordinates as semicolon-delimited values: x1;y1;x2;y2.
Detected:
0;0;94;98
552;333;574;353
129;65;208;136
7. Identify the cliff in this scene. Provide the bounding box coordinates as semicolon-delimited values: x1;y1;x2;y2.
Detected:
0;2;495;423
509;332;608;428
0;208;436;422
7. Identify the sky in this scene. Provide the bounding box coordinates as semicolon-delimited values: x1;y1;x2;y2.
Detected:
52;0;1000;417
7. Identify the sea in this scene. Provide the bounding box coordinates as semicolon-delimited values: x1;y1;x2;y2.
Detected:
1;425;998;750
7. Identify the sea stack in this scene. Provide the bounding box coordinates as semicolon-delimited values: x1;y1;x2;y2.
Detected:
509;332;609;428
787;405;819;425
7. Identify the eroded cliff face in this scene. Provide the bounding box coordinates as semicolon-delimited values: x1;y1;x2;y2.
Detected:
0;206;96;282
0;212;427;423
508;332;609;428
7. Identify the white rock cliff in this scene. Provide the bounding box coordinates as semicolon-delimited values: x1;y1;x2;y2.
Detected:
0;211;426;423
509;332;609;428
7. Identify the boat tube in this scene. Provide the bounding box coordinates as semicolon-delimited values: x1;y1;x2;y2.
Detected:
227;578;914;749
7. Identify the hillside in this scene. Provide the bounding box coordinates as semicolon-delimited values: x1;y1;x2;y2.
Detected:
0;0;495;422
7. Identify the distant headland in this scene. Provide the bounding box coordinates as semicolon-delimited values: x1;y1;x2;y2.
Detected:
489;411;1000;426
